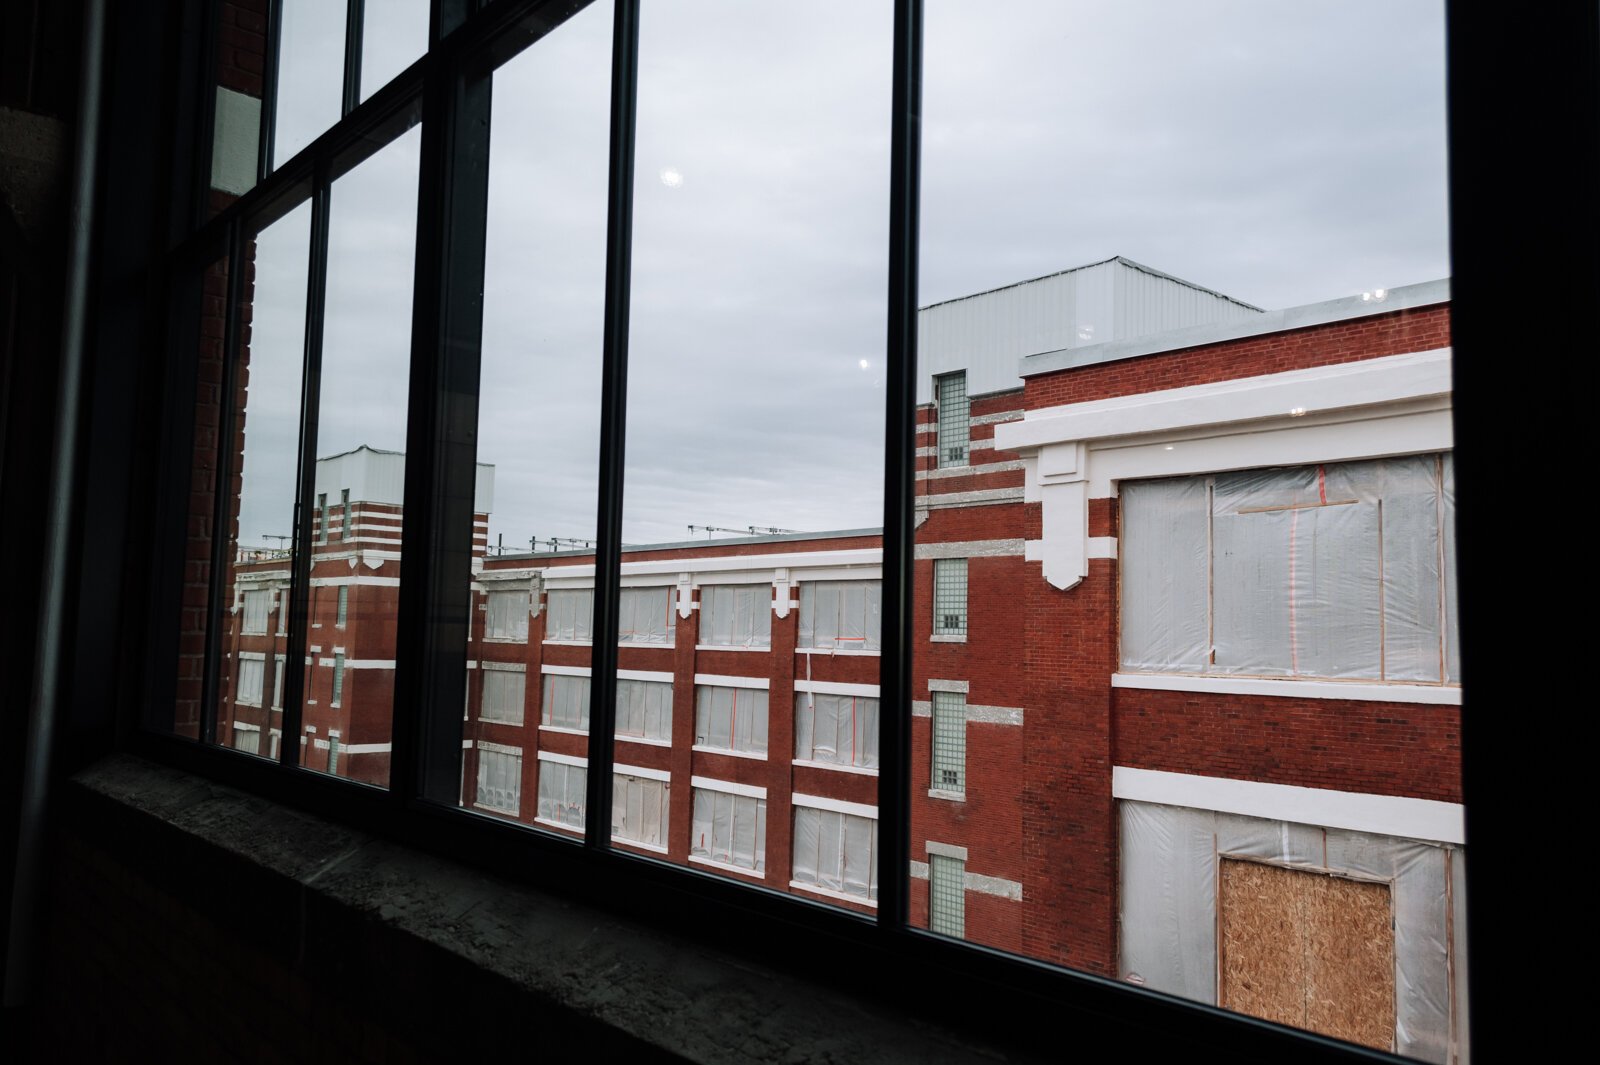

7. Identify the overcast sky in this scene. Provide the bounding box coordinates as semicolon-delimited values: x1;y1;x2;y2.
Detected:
235;0;1448;553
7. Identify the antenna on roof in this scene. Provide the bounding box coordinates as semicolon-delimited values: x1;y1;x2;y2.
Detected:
687;524;799;539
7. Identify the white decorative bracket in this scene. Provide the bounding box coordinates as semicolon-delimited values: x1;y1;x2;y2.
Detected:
1035;441;1089;591
529;574;544;618
772;568;792;618
676;572;694;619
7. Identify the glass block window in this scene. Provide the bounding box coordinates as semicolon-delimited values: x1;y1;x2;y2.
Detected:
611;772;669;848
932;558;968;637
694;685;769;755
271;655;285;709
798;580;882;652
241;589;272;634
541;673;590;731
931;691;966;794
545;588;594;642
317;492;328;543
236;657;265;705
700;584;771;648
792;805;878;901
936;371;970;468
277;590;288;635
617;586;675;644
536;757;586;828
475;747;522;814
929;853;965;937
616;679;672;742
795;693;879;769
336;586;349;627
485;589;530;641
480;668;526;724
331;652;345;705
691;787;766;873
327;733;341;774
340;488;351;539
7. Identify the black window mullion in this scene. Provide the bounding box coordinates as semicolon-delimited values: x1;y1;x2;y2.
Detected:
343;0;366;116
258;0;283;182
584;0;641;850
277;169;334;766
198;220;247;748
875;0;922;933
393;46;494;807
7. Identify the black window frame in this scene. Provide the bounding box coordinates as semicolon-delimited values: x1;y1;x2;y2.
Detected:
89;0;1592;1061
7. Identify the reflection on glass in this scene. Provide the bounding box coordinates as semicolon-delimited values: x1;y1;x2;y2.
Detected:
609;0;890;905
210;203;312;759
911;1;1460;1060
360;0;431;101
273;0;347;168
207;0;270;211
295;125;422;786
459;4;613;828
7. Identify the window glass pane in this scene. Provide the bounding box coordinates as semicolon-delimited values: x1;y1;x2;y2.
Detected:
296;125;421;786
360;0;430;102
206;0;270;213
912;2;1460;1058
273;0;347;168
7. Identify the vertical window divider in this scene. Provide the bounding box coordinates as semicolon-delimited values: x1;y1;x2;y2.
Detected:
877;0;922;933
343;0;367;117
585;0;642;850
278;170;334;767
258;0;283;182
199;219;247;748
395;39;492;806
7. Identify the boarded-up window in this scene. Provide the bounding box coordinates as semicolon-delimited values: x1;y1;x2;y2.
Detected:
1218;859;1395;1051
618;587;676;644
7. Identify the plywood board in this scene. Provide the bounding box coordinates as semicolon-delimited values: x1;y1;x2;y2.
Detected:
1219;859;1395;1051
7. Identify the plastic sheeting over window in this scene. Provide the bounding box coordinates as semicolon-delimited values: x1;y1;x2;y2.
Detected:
545;588;594;641
1120;454;1459;682
700;584;771;648
476;748;521;813
1118;799;1467;1064
611;773;669;848
792;806;878;901
691;788;766;872
542;674;590;731
616;679;672;741
694;685;768;755
480;670;526;724
236;658;264;705
241;590;272;635
798;580;882;652
485;589;530;641
618;586;675;644
795;693;879;769
536;759;585;828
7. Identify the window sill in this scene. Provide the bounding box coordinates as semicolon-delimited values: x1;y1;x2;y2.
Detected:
1110;672;1463;705
472;801;521;817
617;734;673;748
695;644;771;652
789;881;878;908
793;759;879;777
692;745;767;761
478;715;526;727
533;816;585;836
612;836;669;855
927;788;966;802
539;725;589;737
688;855;766;879
542;640;593;647
795;648;881;657
929;634;966;643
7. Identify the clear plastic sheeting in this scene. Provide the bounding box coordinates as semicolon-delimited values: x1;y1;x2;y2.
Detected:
691;788;767;872
795;693;880;768
1441;454;1460;683
536;759;586;828
611;773;669;847
1118;799;1465;1064
700;584;772;647
616;679;672;741
480;670;526;724
541;674;591;731
618;586;675;644
475;749;521;813
694;685;768;754
798;580;882;651
241;590;272;635
545;588;594;641
1120;454;1459;683
485;589;530;641
1120;477;1209;671
792;807;878;901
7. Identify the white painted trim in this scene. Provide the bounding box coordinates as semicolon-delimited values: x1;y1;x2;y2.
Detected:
612;836;669;855
617;669;674;683
477;740;522;756
916;486;1025;509
691;776;767;800
541;664;592;678
537;750;588;769
231;721;261;732
912;701;931;718
237;650;266;661
925;841;968;861
789;882;877;908
538;725;589;738
1087;537;1118;559
473;802;522;817
920;458;1025;480
694;673;769;690
927;788;966;802
966;872;1024;901
791;793;878;820
793;679;880;697
788;567;884;583
481;660;526;673
541;639;593;648
913;539;1024;560
542;548;882;581
795;648;881;658
1114;766;1464;843
616;734;673;749
691;744;767;761
315;658;391;670
616;763;671;784
929;634;966;644
927;679;969;694
694;644;770;653
791;759;879;777
534;817;585;836
1112;672;1461;705
689;855;766;879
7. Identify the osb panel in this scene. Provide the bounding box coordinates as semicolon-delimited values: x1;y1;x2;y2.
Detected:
1219;860;1307;1029
1218;859;1395;1051
1304;873;1395;1050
